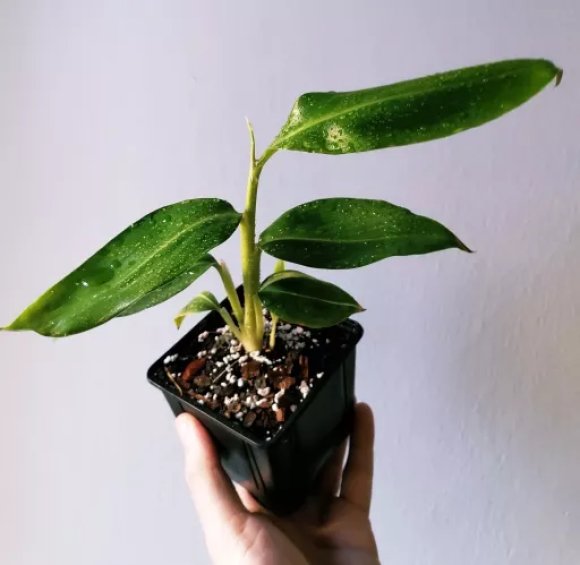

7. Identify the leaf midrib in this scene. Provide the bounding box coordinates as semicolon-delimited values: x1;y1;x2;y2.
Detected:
262;287;356;309
116;256;213;316
261;232;445;246
107;210;237;294
89;210;236;321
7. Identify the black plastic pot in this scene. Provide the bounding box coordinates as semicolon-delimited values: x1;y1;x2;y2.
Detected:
147;297;363;515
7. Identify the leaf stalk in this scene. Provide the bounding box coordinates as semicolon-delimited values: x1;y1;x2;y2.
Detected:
215;260;244;324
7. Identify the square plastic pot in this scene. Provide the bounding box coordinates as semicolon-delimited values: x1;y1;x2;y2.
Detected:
147;302;363;515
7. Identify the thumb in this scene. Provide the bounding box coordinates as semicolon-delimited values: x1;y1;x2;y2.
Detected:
176;414;247;537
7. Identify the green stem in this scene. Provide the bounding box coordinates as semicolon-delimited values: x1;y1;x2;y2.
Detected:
215;261;244;324
254;294;264;343
239;120;276;352
218;308;243;342
268;314;279;350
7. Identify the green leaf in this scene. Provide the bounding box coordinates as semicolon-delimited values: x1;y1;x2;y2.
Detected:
174;291;220;329
271;59;561;154
4;199;241;336
259;271;363;328
117;254;217;317
259;197;470;269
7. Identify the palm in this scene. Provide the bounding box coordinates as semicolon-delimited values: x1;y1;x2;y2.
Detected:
227;498;377;564
176;403;379;565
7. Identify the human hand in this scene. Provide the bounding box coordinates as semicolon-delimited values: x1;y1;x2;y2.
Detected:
176;402;379;565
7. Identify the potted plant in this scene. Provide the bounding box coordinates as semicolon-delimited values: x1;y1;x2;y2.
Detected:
2;59;561;514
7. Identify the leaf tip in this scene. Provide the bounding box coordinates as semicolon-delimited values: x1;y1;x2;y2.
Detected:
455;237;474;254
174;316;184;330
554;67;564;87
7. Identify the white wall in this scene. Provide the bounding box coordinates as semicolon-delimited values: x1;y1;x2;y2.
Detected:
0;1;578;564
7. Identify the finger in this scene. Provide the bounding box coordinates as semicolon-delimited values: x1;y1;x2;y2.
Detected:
340;402;375;514
175;413;247;534
234;483;269;514
317;440;348;499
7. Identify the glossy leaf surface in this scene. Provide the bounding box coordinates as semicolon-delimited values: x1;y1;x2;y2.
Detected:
259;197;470;269
4;200;240;336
118;254;217;317
271;59;561;154
259;271;363;328
174;291;220;329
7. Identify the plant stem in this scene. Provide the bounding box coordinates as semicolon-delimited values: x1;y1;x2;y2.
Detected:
239;120;276;352
268;314;279;350
215;260;244;324
218;308;243;342
254;294;264;343
267;259;285;350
